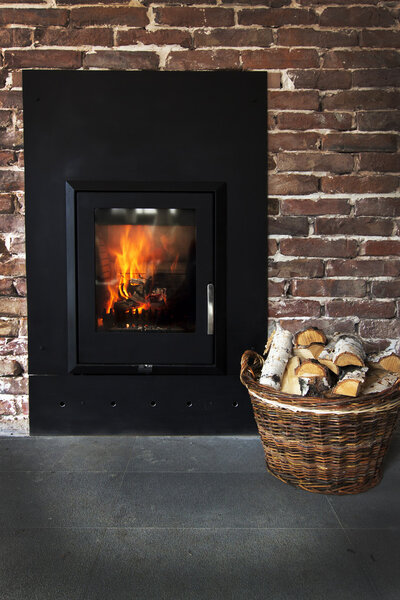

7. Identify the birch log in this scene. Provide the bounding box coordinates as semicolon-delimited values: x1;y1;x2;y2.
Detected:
333;366;368;397
259;324;293;390
294;327;327;347
280;357;302;395
362;370;399;394
332;335;366;367
368;349;400;373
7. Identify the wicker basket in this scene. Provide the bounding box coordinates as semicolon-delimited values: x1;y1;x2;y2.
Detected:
240;349;400;495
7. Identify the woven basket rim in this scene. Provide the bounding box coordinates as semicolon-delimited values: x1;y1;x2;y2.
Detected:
241;349;400;415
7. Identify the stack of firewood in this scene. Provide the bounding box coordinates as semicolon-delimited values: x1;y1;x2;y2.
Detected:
260;324;400;397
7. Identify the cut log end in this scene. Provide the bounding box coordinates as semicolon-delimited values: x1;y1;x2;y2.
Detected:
294;327;327;347
295;359;328;378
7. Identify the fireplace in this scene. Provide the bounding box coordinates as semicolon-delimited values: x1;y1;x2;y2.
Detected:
23;70;267;434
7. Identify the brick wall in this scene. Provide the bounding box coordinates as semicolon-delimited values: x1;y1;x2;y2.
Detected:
0;0;399;434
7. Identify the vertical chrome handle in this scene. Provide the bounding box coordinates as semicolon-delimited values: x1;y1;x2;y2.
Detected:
207;283;214;335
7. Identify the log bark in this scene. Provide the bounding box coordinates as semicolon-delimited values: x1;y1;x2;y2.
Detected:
293;327;327;347
368;350;400;373
259;324;293;390
318;334;365;369
333;366;368;397
362;370;399;394
298;375;331;397
263;330;275;356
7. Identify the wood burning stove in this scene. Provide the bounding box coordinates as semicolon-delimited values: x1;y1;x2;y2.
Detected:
23;70;267;434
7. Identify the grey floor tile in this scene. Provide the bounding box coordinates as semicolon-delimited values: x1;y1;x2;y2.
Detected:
0;528;104;600
52;436;135;472
346;529;400;600
126;435;266;472
112;472;338;528
85;528;376;600
0;471;123;528
0;436;72;471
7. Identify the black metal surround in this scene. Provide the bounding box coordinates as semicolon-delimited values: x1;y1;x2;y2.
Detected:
23;70;267;434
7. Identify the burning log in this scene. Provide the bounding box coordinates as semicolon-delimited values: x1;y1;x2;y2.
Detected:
333;366;368;397
294;327;327;347
259;324;293;390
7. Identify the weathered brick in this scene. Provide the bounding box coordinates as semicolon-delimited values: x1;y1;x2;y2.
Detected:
372;281;400;298
35;27;113;47
278;27;357;48
276;112;352;131
0;377;28;395
269;174;318;195
0;258;25;277
322;133;397;153
281;197;350;216
0;359;22;376
291;279;366;298
0;110;12;129
9;236;25;255
321;175;398;194
353;69;400;88
359;153;399;173
0;195;14;214
360;30;400;48
360;320;400;339
323;90;400;111
70;7;148;27
13;278;26;297
286;69;351;91
280;237;357;258
193;28;272;48
268;258;324;278
0;170;24;192
323;50;400;70
361;240;400;257
0;337;27;356
84;51;159;70
268;90;319;110
5;50;82;69
0;297;26;317
268;216;308;236
268;198;279;216
320;6;395;27
116;28;191;49
57;0;129;3
0;279;14;296
357;111;400;132
242;49;319;70
0;130;23;150
277;152;353;174
0;91;23;109
315;217;393;237
0;8;68;26
275;318;356;337
268;280;286;297
269;299;321;318
298;0;380;4
326;258;400;278
0;27;32;47
0;215;25;234
166;50;240;71
0;399;17;416
239;8;317;26
355;198;400;217
268;72;281;89
154;7;234;27
222;0;290;4
0;318;19;337
269;132;319;152
268;239;278;256
326;300;395;319
0;151;16;166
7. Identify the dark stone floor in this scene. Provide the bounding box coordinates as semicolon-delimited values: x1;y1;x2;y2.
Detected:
0;433;399;599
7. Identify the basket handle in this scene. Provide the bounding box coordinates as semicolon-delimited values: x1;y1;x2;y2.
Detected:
240;350;264;386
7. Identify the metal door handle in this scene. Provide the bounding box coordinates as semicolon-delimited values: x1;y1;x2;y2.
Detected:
207;283;214;335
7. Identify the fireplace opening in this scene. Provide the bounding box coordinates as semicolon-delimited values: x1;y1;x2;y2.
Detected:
95;208;196;333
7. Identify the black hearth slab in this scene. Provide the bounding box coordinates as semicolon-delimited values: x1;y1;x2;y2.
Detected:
29;375;257;435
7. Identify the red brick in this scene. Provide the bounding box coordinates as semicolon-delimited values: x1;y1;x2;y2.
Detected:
360;320;400;339
371;281;400;298
268;90;319;110
327;258;400;278
360;30;400;48
277;152;353;174
269;132;319;152
281;197;350;216
0;151;16;166
299;0;379;4
0;337;27;356
291;279;366;298
323;90;400;111
280;237;357;258
268;72;281;89
0;319;19;337
269;299;321;318
268;154;276;170
269;174;318;195
268;280;286;297
193;28;273;48
352;69;400;88
0;215;24;234
355;198;400;217
268;198;279;216
35;27;113;47
326;300;395;319
286;69;351;91
166;50;240;71
0;130;23;150
10;72;23;89
0;110;12;129
357;111;400;132
276;318;356;337
0;8;68;26
0;399;16;416
0;170;24;192
0;258;26;277
277;27;357;48
116;29;191;49
0;358;22;376
321;175;398;194
5;49;82;69
0;194;14;214
276;112;352;131
0;28;32;47
322;133;397;153
0;91;22;109
242;48;319;70
13;278;26;297
84;51;159;70
268;258;324;278
238;8;317;26
70;7;148;27
359;153;399;173
154;7;234;27
323;50;400;69
222;0;290;4
361;240;400;257
268;216;309;236
57;0;129;3
0;377;28;395
268;239;278;256
268;114;275;130
0;279;14;296
315;217;393;237
320;7;395;27
0;297;26;317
